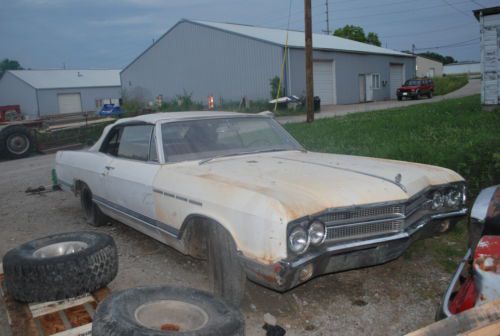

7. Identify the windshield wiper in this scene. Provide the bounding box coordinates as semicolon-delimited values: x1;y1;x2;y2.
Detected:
199;148;289;165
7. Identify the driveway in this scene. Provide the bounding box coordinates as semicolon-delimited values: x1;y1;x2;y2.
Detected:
277;79;480;124
0;154;457;336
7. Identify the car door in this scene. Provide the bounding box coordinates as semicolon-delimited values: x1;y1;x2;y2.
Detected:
103;123;160;224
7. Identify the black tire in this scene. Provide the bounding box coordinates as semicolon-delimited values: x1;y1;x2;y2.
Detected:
92;286;245;336
207;224;246;307
2;231;118;302
397;96;402;101
428;91;433;98
0;125;35;159
81;183;109;227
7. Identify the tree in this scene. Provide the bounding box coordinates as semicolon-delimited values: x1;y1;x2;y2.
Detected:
333;25;382;47
0;58;23;78
417;52;456;65
366;32;381;47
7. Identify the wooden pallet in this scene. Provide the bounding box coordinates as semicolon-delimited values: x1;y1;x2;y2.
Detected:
0;263;109;336
406;298;500;336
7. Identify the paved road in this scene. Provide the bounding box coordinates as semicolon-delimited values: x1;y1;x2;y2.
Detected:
0;154;456;336
277;79;480;124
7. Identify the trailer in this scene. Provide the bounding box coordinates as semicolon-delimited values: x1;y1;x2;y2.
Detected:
0;105;114;159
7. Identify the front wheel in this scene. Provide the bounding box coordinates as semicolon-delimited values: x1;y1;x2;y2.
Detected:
428;91;433;98
207;223;246;307
80;183;109;227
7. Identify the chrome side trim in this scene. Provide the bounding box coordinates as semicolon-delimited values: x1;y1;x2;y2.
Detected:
93;196;180;238
470;185;498;222
442;248;472;318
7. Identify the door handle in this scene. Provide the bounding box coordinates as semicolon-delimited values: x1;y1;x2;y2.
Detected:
105;166;115;170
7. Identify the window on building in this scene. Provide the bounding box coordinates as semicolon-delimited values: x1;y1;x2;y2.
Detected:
372;73;381;89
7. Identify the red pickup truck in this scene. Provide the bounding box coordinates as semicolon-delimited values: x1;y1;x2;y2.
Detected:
396;78;434;100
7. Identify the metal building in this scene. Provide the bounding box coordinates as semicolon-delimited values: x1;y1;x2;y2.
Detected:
121;20;416;106
416;56;443;77
474;6;500;106
0;70;121;119
443;61;481;75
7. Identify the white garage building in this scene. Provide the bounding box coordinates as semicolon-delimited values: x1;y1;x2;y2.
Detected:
0;70;121;119
122;20;416;106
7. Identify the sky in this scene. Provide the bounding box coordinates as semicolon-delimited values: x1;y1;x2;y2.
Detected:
0;0;496;70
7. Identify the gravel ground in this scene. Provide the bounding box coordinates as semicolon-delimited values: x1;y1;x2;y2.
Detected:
0;154;455;335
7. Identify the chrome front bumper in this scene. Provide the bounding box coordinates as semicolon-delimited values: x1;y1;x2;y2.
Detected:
241;208;468;292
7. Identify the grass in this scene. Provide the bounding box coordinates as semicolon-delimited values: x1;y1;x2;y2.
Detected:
434;75;468;96
285;94;500;272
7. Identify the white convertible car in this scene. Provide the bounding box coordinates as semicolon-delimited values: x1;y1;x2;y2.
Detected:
55;111;467;304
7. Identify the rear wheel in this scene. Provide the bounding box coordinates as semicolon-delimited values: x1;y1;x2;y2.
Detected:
0;125;35;159
207;223;246;307
80;183;109;227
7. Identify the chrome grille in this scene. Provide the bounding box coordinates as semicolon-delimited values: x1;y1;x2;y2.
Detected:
318;205;404;223
326;220;403;241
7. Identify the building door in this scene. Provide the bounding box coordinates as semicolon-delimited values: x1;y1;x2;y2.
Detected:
390;64;404;100
365;74;374;101
358;74;366;102
58;93;82;114
313;61;336;105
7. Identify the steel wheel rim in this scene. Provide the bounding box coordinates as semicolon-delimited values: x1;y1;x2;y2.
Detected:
33;241;89;258
6;134;30;155
134;300;209;331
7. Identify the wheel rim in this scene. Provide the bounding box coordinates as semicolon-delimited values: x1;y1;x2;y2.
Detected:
134;300;209;331
6;134;30;155
33;241;89;258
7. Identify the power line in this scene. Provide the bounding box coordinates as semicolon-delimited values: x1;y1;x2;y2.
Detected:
379;23;474;38
441;0;474;19
470;0;484;7
414;37;479;50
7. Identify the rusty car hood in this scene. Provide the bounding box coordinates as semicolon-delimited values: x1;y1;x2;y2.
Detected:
170;150;464;222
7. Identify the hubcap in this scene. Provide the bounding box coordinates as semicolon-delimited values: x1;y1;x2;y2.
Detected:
33;241;88;258
6;134;30;155
135;300;209;332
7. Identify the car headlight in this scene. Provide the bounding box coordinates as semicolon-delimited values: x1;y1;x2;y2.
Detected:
431;191;445;210
289;226;309;254
446;189;462;208
308;220;326;246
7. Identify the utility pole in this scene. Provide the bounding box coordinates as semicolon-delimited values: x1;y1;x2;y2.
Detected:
305;0;314;122
412;43;415;55
323;0;331;35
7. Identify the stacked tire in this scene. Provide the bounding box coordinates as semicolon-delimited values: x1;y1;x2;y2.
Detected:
2;231;118;302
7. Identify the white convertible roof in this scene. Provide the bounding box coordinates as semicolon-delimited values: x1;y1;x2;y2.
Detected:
192;20;412;58
116;111;246;124
8;70;121;89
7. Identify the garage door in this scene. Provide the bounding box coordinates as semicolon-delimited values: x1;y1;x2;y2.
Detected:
313;61;336;105
58;93;82;114
389;64;404;100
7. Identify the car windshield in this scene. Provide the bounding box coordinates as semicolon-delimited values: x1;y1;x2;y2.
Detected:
403;80;421;86
161;116;303;163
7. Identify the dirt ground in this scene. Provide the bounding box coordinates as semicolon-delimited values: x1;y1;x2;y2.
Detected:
0;153;457;336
